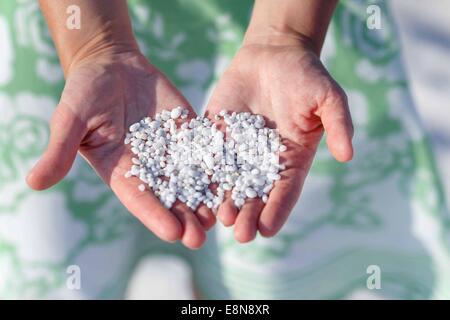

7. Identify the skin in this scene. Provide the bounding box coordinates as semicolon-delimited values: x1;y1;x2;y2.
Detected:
28;1;215;249
28;0;353;247
206;0;354;242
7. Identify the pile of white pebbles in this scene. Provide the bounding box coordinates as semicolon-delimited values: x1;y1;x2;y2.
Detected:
124;107;286;210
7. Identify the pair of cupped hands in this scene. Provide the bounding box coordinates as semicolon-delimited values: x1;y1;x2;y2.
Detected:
26;35;354;249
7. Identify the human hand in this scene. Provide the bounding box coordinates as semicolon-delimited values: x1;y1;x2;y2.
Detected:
26;51;215;249
206;41;353;242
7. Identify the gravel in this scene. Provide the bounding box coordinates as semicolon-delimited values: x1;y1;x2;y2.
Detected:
124;107;286;210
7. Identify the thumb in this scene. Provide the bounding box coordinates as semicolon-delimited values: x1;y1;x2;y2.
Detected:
27;103;86;190
319;88;354;162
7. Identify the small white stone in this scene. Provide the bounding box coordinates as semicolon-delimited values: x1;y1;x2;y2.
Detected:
129;123;141;132
203;154;215;170
223;183;232;191
124;171;132;178
235;198;245;207
245;187;257;198
171;107;182;119
125;107;284;211
267;172;281;181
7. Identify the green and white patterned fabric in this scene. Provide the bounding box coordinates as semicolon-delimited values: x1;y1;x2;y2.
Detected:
0;0;449;299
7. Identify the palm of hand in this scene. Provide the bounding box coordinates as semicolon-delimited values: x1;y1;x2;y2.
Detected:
27;53;215;248
206;44;353;242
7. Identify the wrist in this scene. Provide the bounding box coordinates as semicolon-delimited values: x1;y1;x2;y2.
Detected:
243;28;318;54
40;0;140;76
61;28;140;76
243;0;337;56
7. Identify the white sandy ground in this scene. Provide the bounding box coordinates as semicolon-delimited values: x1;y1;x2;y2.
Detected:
124;0;450;299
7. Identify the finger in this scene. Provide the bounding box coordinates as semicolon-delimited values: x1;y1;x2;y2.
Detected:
110;168;183;243
81;143;183;243
234;199;264;243
195;204;216;230
27;103;86;190
171;202;206;249
258;168;304;238
319;88;354;162
217;198;238;227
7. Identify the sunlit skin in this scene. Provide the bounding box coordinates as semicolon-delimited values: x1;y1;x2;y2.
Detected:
206;41;353;243
204;0;353;242
28;0;353;248
27;52;216;249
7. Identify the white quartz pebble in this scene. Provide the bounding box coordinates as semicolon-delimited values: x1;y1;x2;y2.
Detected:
129;123;141;132
267;172;281;181
124;171;132;178
171;107;182;119
124;107;284;211
235;198;245;208
245;187;257;198
279;145;287;152
203;154;215;170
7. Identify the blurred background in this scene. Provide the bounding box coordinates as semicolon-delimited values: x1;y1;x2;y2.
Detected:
127;0;450;299
0;0;449;299
391;0;450;203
